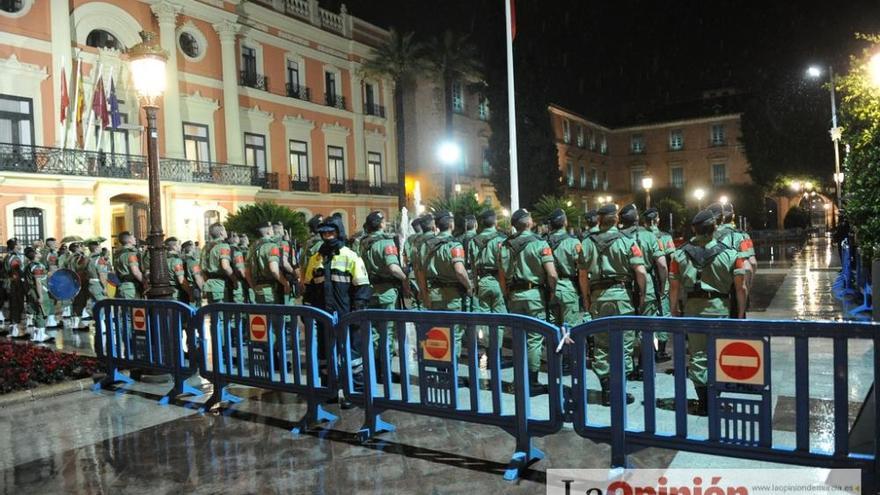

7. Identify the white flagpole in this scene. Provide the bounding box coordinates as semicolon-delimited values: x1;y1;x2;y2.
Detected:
58;55;66;149
95;67;114;153
64;56;82;150
504;0;519;211
82;62;103;150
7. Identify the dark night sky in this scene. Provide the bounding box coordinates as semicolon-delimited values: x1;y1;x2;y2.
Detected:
331;0;880;124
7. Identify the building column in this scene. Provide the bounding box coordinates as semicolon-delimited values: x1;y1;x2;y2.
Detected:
214;21;244;165
383;80;398;183
349;68;365;180
152;1;185;158
49;0;71;147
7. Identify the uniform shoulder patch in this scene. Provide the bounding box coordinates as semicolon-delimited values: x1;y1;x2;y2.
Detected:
219;248;231;256
658;239;665;250
630;244;643;257
541;247;553;256
451;246;465;258
666;240;675;249
669;259;680;274
174;263;184;272
270;247;280;256
384;245;398;256
282;244;291;253
735;258;745;269
739;239;753;251
127;254;138;264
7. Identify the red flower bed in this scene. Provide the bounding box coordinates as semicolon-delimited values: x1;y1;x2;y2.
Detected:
0;341;98;394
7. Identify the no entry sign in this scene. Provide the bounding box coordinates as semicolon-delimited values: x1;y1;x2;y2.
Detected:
716;339;764;385
423;327;451;362
132;307;146;332
250;314;268;342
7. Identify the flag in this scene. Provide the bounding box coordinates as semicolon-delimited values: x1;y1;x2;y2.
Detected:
108;76;121;129
92;76;108;129
59;67;69;124
75;62;85;148
509;0;516;40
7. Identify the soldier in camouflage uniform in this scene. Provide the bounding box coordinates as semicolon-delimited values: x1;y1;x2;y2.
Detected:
273;222;300;303
165;237;190;303
581;203;647;405
544;209;587;329
5;238;26;336
498;209;558;396
468;209;508;315
584;209;600;236
457;215;478;265
644;207;675;361
246;222;289;304
181;241;204;307
227;232;248;304
85;240;107;316
114;232;144;300
23;247;51;342
413;214;437;307
66;243;91;330
402;217;423;309
303;214;324;266
201;223;236;304
669;209;749;415
714;202;756;292
41;237;60;328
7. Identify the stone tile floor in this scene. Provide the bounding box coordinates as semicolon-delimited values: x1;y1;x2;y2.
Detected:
0;236;874;494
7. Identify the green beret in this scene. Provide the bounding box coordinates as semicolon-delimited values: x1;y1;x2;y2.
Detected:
435;210;453;222
511;208;530;224
597;203;618;216
584;209;598;222
692;209;716;226
548;208;566;222
643;207;659;219
707;202;723;219
619;203;639;221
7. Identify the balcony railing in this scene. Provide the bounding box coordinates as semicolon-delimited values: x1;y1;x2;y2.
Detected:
240;71;269;91
369;182;399;196
286;83;311;102
0;143;263;187
363;103;386;118
324;93;346;110
290;175;321;192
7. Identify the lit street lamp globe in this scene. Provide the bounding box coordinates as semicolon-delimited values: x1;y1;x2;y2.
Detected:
437;141;462;166
693;188;706;201
128;31;168;101
641;175;653;191
719;195;729;205
806;65;822;79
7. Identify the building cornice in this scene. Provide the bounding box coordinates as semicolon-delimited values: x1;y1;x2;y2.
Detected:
143;0;238;24
615;113;742;132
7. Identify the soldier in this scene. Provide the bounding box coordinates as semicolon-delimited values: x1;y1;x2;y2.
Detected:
5;239;26;336
498;209;558;396
303;214;324;265
272;221;300;303
715;202;757;284
619;203;667;379
65;242;91;330
201;223;236;304
644;207;675;361
246;222;289;304
584;209;600;236
85;239;108;315
468;209;508;315
23;247;52;342
402;217;423;308
669;209;749;415
422;211;473;372
413;214;437;306
545;209;588;329
41;236;60;332
115;232;144;300
359;211;410;356
227;232;247;304
458;214;478;267
582;203;647;405
181;241;205;307
165;237;190;303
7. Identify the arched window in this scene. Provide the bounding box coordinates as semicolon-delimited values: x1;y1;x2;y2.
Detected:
204;210;220;238
86;29;123;50
13;207;43;245
0;0;24;14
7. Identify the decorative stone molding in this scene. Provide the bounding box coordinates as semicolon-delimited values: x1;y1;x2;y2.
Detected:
151;0;182;24
321;122;350;138
240;105;274;126
182;91;219;110
283;114;315;133
72;2;143;49
212;20;239;43
0;0;34;18
176;20;208;62
0;54;48;80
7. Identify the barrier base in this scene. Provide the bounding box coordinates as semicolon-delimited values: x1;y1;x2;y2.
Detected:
199;385;244;413
504;445;544;481
291;403;338;435
158;379;205;406
356;414;395;443
92;369;134;392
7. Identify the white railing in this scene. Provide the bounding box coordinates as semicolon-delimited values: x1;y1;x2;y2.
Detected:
284;0;310;19
320;9;344;34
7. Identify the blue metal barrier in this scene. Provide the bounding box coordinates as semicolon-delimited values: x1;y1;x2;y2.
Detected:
92;299;202;404
568;316;880;491
192;303;338;433
336;309;563;481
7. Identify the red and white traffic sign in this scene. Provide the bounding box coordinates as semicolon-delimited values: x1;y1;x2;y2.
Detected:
250;314;268;342
423;327;451;362
716;339;764;385
132;307;146;332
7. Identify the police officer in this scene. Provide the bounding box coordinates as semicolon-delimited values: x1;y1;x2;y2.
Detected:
545;209;587;328
85;239;108;314
669;209;749;416
5;239;26;336
165;237;190;303
582;203;647;405
584;209;600;236
644;207;675;361
181;241;205;307
498;209;558;396
23;247;51;342
359;210;410;358
228;232;248;304
468;209;508;315
201;222;236;304
246;222;289;304
115;232;144;300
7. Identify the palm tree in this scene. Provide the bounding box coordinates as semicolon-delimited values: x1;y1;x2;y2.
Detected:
425;31;483;199
361;29;426;211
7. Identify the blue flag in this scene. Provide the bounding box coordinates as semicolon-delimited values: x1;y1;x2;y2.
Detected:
108;76;121;128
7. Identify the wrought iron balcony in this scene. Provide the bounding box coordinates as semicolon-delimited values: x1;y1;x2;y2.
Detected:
290;175;321;192
328;177;346;193
286;83;311;102
369;182;399;196
240;71;269;91
324;93;346;110
363;103;385;118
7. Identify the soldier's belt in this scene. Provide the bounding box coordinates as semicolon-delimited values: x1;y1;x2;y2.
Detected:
590;279;629;291
688;289;728;299
507;280;543;292
89;278;101;283
428;281;464;290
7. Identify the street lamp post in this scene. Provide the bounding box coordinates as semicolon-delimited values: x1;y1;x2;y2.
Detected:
641;174;653;209
693;188;706;211
437;140;462;200
129;31;173;300
807;65;842;214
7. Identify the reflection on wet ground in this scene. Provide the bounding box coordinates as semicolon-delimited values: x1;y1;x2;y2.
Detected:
0;236;872;494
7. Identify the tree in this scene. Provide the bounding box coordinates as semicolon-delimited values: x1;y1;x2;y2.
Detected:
361;29;426;211
836;34;880;255
428;190;495;236
425;31;483;199
783;206;810;229
656;198;688;235
224;203;308;244
532;195;582;230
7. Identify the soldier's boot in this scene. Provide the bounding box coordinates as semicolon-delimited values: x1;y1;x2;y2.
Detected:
62;305;71;318
71;316;81;330
655;341;671;363
693;386;709;417
10;323;25;339
32;327;52;343
600;379;635;406
528;370;549;397
81;308;91;320
46;314;59;328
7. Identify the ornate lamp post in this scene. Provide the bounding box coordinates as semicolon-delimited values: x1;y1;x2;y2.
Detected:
641;174;653;209
693;187;706;211
129;31;173;299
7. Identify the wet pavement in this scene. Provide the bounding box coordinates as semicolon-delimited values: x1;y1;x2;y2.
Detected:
0;236;873;494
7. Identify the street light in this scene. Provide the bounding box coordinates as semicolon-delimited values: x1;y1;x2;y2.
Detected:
806;64;842;214
869;53;880;87
437;140;462;200
693;188;706;210
129;31;173;299
719;195;729;205
641;174;653;209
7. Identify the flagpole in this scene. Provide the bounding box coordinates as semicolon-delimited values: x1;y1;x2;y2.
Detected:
83;62;103;150
64;56;81;150
504;0;519;211
95;67;113;153
58;56;65;149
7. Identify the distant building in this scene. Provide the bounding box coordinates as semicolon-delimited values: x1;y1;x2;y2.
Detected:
401;75;496;213
549;92;750;212
0;0;399;244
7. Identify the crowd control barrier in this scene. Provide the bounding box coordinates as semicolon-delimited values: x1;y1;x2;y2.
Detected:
568;315;879;491
92;299;202;404
336;309;563;480
192;303;338;433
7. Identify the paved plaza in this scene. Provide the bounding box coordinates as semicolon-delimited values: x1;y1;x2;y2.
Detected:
0;236;872;494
